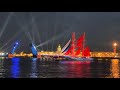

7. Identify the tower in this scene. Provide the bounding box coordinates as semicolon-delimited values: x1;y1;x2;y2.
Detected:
113;43;117;57
57;44;61;52
57;44;62;54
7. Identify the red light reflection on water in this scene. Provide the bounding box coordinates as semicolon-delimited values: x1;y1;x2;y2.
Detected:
60;61;91;65
59;60;92;78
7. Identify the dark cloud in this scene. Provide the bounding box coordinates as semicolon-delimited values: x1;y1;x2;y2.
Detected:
0;12;120;53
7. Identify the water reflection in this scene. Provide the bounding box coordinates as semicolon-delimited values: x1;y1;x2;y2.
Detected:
0;58;4;78
11;57;20;78
109;59;120;78
30;58;38;78
1;57;120;78
60;61;91;78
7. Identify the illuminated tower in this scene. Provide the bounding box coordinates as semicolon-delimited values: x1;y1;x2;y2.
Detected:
57;44;62;52
57;44;61;52
113;43;117;57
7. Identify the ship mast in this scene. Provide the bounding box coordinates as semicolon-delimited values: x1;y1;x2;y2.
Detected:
71;32;76;56
82;32;86;57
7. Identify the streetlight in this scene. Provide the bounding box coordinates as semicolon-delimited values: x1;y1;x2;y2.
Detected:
113;43;117;57
114;43;117;47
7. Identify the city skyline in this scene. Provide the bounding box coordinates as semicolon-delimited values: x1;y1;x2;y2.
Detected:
0;12;120;53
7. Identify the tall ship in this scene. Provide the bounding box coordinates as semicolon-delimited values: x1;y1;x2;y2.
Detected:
61;32;93;61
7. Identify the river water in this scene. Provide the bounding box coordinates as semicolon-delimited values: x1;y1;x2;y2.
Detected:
0;57;119;78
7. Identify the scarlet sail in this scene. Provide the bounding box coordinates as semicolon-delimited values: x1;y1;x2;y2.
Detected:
82;46;91;57
62;32;91;57
75;49;81;55
63;32;76;56
64;47;71;55
75;33;84;55
76;34;84;48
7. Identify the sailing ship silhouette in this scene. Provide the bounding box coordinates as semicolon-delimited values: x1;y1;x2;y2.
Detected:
62;32;93;61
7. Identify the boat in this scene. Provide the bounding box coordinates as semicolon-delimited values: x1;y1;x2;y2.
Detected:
61;32;93;61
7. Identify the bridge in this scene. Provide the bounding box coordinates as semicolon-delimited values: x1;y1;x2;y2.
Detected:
8;42;19;58
7;42;41;58
29;43;38;58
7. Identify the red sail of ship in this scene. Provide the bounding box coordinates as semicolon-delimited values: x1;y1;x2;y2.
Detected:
75;49;81;56
75;33;85;55
64;47;71;55
82;46;91;57
62;32;91;57
64;32;76;56
76;34;84;48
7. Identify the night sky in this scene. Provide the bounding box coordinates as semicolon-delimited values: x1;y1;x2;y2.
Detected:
0;12;120;53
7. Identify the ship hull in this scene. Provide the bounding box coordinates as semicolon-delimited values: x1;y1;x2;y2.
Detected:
63;56;93;61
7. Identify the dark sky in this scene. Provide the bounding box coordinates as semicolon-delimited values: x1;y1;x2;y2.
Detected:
0;12;120;53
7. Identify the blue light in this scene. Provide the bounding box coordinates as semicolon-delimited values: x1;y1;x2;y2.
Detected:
11;41;19;54
30;43;38;56
12;57;20;61
11;57;20;78
32;58;37;61
16;42;18;45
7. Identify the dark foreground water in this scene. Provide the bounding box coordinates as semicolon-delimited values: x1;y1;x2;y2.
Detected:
0;57;120;78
